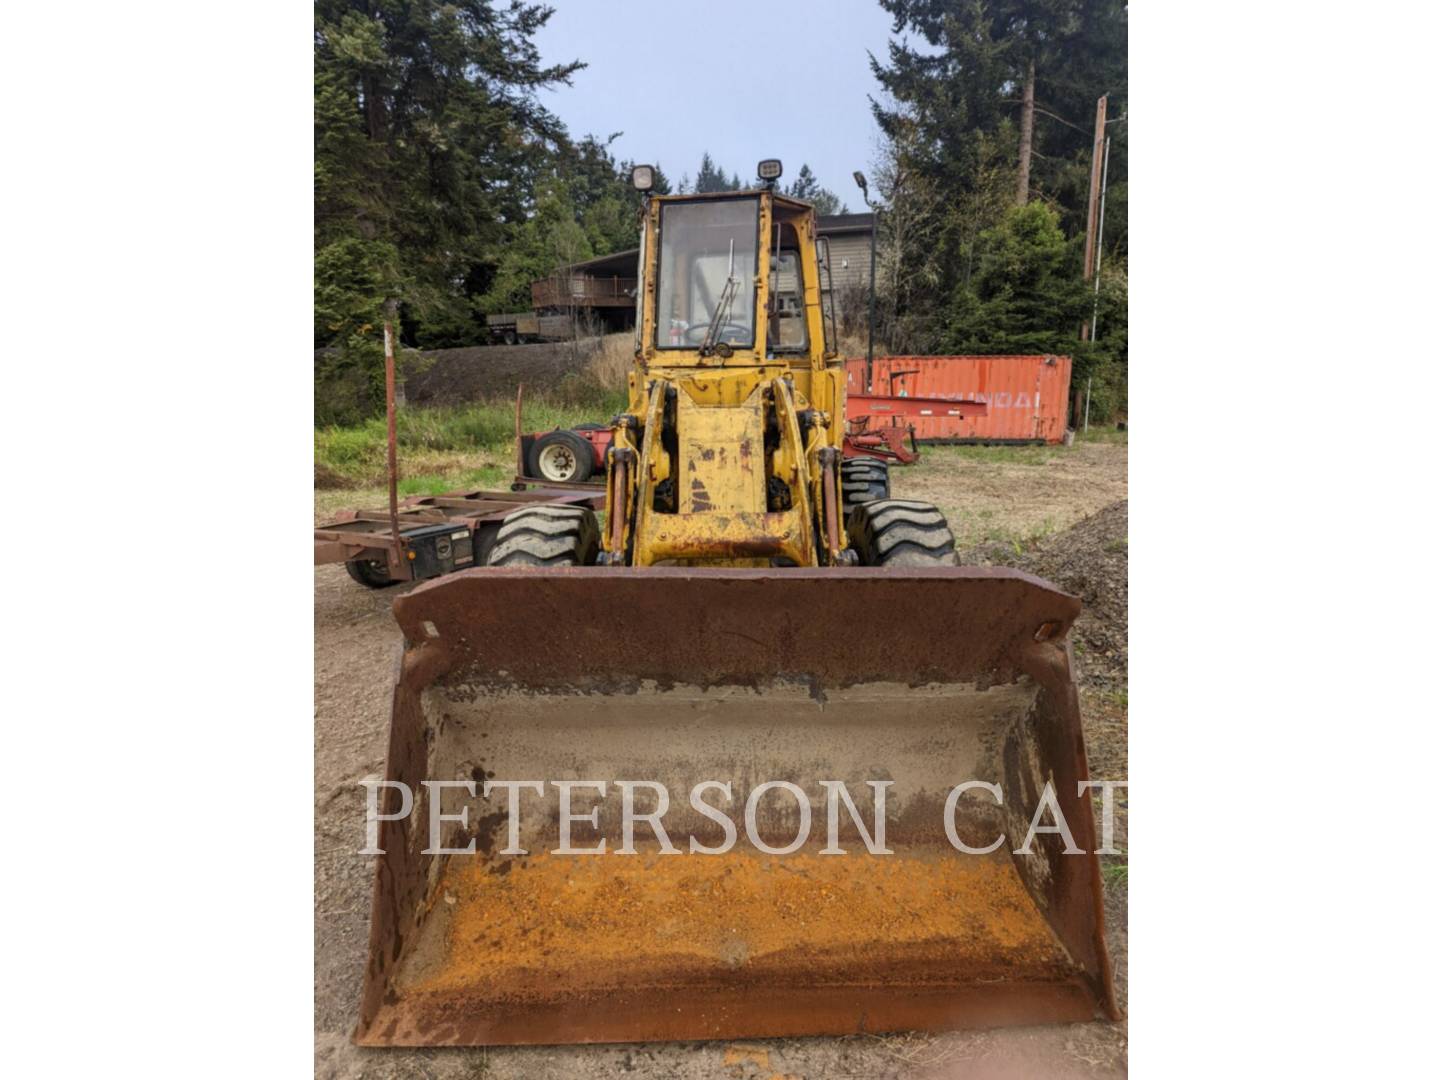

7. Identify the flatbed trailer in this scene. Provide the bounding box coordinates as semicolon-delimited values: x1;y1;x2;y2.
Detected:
314;486;603;587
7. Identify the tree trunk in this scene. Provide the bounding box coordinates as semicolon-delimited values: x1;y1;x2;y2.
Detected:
1015;59;1035;206
363;75;386;142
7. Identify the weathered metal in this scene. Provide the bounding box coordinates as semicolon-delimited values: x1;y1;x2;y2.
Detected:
844;392;990;464
384;317;403;578
844;416;920;463
352;188;1114;1050
354;567;1118;1046
602;189;844;568
844;356;1073;444
314;488;601;581
818;447;842;560
511;384;608;492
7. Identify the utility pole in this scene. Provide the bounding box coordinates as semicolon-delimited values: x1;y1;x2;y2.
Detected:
1080;94;1108;341
1090;135;1112;341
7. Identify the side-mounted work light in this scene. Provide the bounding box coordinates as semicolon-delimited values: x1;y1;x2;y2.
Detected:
757;158;783;183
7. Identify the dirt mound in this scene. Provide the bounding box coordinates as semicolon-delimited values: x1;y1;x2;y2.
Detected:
964;500;1128;690
1024;500;1127;689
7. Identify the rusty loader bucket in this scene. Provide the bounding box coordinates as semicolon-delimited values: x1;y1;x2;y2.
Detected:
355;567;1118;1046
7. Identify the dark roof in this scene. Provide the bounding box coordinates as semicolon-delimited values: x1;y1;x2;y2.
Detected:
817;213;874;234
560;248;640;275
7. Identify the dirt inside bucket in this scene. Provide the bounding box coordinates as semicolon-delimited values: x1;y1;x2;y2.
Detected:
397;846;1079;1004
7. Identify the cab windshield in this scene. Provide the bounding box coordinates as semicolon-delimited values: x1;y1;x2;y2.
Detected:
655;197;759;351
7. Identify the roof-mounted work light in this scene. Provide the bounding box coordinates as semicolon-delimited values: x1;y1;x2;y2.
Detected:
757;159;783;183
631;164;656;192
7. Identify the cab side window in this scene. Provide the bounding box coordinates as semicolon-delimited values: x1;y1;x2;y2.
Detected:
768;231;808;352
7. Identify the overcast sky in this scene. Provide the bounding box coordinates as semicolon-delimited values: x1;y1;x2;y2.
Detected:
533;0;905;209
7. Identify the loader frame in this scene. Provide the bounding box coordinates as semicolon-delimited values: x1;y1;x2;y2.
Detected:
603;190;852;568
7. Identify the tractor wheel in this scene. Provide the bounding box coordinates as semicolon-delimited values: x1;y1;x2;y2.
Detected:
487;505;600;567
841;458;891;513
528;430;595;483
846;498;958;567
345;558;398;588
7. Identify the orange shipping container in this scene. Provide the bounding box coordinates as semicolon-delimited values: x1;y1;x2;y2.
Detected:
845;355;1073;445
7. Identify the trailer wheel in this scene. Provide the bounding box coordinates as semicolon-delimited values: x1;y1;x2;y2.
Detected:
847;498;958;567
487;505;600;567
528;430;595;483
841;458;890;512
345;558;398;588
503;330;518;345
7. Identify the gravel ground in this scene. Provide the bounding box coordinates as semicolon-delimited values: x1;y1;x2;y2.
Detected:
315;440;1129;1078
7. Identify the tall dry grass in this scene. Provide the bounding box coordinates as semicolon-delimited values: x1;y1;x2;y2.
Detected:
585;332;636;391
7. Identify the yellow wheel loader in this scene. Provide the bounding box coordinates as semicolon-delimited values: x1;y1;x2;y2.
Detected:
355;161;1118;1046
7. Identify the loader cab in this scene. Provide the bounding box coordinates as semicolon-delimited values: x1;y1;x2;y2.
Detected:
635;180;834;371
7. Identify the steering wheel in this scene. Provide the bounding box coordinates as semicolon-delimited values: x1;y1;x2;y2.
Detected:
682;322;750;347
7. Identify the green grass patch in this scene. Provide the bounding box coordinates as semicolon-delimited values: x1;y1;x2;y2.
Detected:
1103;862;1128;886
315;391;625;488
397;466;512;497
1075;425;1128;445
926;443;1062;466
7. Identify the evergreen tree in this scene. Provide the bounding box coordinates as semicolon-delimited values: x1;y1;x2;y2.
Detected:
314;0;581;417
870;0;1126;393
694;152;741;193
876;1;1124;210
562;134;643;256
477;179;594;314
784;163;849;216
943;203;1088;352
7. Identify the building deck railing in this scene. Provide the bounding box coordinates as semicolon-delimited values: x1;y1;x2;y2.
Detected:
532;275;638;309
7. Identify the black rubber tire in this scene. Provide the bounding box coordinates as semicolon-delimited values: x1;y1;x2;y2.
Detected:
841;458;891;513
846;498;958;567
527;430;595;483
503;330;518;345
486;505;600;567
345;558;397;588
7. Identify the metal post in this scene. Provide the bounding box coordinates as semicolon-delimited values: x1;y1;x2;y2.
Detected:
1090;135;1112;342
384;309;402;576
866;212;877;389
854;171;878;393
1084;377;1092;434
